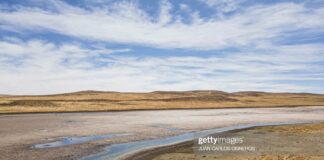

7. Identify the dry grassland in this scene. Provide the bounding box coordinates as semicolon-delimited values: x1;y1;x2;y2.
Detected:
1;90;323;113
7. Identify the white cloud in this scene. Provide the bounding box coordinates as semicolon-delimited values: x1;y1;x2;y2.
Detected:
159;0;173;25
0;38;323;94
179;3;190;12
0;39;130;72
198;0;242;13
0;1;323;50
0;1;323;94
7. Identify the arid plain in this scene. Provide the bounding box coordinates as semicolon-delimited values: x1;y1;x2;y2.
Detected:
1;91;324;160
1;90;324;113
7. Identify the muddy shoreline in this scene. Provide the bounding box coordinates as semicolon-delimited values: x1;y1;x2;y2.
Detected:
122;127;254;160
125;123;324;160
0;105;319;115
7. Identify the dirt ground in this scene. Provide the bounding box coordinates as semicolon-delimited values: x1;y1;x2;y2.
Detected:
131;123;324;160
0;107;323;160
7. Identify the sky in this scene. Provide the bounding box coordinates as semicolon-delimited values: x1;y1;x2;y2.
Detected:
0;0;323;95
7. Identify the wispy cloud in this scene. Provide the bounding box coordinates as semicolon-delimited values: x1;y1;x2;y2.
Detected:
0;38;323;94
0;1;323;49
0;0;323;94
198;0;243;13
0;39;130;69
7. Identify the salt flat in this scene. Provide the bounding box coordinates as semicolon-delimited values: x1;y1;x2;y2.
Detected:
0;106;323;160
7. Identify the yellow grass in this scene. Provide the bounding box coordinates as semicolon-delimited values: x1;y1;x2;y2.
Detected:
0;90;324;113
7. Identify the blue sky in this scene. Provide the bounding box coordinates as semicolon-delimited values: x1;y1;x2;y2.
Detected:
0;0;323;94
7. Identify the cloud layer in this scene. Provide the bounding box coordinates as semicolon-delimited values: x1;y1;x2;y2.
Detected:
0;0;323;94
1;1;323;49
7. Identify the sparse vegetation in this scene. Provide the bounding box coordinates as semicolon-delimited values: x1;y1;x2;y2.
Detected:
0;90;324;113
133;123;324;160
0;100;56;107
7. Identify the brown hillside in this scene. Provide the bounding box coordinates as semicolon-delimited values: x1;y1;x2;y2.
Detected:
0;90;323;113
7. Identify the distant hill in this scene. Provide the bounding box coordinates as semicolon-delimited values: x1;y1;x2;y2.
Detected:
0;90;323;113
